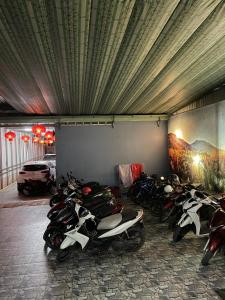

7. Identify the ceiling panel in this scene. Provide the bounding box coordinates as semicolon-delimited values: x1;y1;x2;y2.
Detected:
0;0;225;115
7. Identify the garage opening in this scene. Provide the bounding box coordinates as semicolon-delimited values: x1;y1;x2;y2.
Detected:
0;125;56;205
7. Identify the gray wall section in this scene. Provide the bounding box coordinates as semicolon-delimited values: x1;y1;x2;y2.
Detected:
56;121;169;185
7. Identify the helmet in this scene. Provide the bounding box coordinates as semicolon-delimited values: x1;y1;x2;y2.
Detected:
82;186;92;195
164;185;173;193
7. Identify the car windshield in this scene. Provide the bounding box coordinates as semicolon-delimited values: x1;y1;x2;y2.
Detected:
23;164;48;171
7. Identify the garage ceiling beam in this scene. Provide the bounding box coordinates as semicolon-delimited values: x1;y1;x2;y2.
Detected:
0;114;168;126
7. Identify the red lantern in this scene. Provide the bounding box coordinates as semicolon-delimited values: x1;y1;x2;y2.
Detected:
48;140;54;145
32;125;46;136
21;135;30;143
32;137;39;143
44;131;54;140
39;139;45;144
5;131;16;141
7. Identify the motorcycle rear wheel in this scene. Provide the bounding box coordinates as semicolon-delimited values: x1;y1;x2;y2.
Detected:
112;225;145;254
201;250;214;266
150;200;163;218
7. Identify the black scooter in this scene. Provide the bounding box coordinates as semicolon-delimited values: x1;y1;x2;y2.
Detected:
49;173;103;207
43;193;123;249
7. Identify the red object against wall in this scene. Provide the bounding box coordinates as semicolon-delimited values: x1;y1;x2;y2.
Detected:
131;163;144;181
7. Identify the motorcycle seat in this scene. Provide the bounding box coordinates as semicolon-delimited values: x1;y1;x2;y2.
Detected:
97;209;137;231
97;213;122;230
121;209;137;223
83;197;104;207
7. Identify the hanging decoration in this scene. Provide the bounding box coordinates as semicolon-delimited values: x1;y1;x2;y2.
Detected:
39;139;45;144
21;135;30;143
45;138;54;145
44;131;54;140
32;124;46;136
32;136;39;143
5;131;16;142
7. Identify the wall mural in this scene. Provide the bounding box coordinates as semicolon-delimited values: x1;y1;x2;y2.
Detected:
168;131;225;192
168;101;225;192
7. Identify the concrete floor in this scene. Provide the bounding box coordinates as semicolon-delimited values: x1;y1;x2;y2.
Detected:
0;183;50;208
0;201;225;300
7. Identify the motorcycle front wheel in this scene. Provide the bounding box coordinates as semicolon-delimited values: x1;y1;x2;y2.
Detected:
49;195;61;207
48;183;57;195
201;250;214;266
173;225;193;242
57;247;72;262
112;225;145;254
43;227;65;250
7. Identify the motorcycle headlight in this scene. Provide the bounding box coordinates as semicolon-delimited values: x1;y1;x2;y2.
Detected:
79;207;89;217
47;212;53;219
108;199;115;206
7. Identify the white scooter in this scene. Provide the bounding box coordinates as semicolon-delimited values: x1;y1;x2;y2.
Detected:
173;189;218;242
57;199;144;261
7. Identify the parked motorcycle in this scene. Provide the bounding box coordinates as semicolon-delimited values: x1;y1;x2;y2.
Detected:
44;202;79;249
49;173;105;207
127;172;155;205
162;184;205;229
173;189;218;242
127;173;180;215
57;199;144;261
201;198;225;265
149;184;174;221
44;192;123;249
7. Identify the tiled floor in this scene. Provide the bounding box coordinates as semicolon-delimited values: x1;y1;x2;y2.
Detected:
0;201;225;299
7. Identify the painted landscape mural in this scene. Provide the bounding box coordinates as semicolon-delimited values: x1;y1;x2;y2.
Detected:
168;133;225;192
168;100;225;192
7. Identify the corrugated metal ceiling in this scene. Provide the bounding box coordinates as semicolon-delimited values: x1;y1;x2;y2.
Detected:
0;0;225;115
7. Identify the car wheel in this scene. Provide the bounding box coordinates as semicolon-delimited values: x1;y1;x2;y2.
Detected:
22;185;32;196
17;185;23;194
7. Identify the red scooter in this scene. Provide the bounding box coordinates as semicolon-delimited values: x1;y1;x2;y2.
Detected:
201;198;225;265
